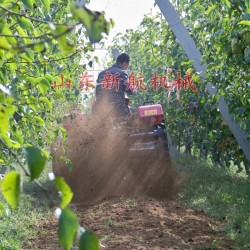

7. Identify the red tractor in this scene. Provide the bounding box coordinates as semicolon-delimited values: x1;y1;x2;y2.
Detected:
51;98;171;203
58;99;169;157
127;101;169;153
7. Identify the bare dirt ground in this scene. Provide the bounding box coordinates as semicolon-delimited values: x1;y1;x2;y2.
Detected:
27;110;234;249
28;198;233;250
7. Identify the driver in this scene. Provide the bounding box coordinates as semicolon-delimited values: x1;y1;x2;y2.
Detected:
95;53;136;119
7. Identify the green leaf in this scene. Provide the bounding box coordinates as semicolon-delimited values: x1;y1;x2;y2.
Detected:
0;93;3;102
71;7;91;31
224;0;231;8
25;48;34;61
58;208;79;250
110;18;115;28
41;148;50;159
71;6;109;44
0;202;6;217
1;171;20;209
18;17;34;31
16;26;28;37
60;156;73;172
60;127;67;141
34;43;45;53
54;91;65;99
20;53;32;63
37;77;50;94
0;37;11;50
44;74;54;82
15;129;24;144
34;115;45;126
21;0;33;10
54;177;73;209
238;20;250;26
79;229;99;250
0;106;9;134
8;62;18;71
89;13;110;43
2;26;17;45
23;146;47;180
39;97;52;110
27;76;37;85
56;26;76;55
206;5;216;15
0;104;13;147
5;97;16;114
29;104;38;112
41;0;50;11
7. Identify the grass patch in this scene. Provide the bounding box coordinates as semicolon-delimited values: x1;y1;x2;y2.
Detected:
0;164;58;249
175;156;250;248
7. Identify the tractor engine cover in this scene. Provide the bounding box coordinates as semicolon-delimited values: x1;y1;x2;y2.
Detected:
138;104;163;118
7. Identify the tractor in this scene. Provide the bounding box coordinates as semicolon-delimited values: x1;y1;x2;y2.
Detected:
51;97;172;203
127;101;169;153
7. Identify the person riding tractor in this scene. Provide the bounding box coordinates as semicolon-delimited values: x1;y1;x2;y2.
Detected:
95;53;136;119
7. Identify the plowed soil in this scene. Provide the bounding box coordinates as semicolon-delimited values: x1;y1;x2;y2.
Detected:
26;199;233;249
31;110;234;249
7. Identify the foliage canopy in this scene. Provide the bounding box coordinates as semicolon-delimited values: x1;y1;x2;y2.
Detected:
0;0;111;248
110;0;250;172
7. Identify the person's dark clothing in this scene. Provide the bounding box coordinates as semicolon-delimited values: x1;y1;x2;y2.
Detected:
96;63;134;117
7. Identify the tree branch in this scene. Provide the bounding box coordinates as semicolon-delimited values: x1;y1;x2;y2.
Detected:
0;23;79;51
0;139;30;176
0;5;64;26
0;33;51;39
0;138;56;206
4;50;80;65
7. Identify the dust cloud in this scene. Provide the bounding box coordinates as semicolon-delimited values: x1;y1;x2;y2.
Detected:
51;105;180;205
